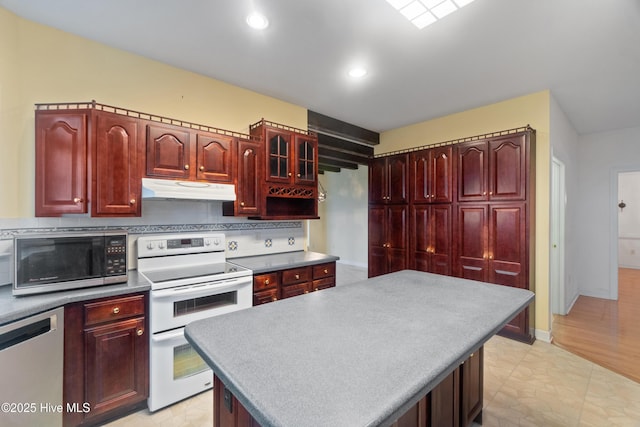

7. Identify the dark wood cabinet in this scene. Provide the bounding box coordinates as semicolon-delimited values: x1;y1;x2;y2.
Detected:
249;120;318;219
460;348;483;427
93;111;140;216
411;204;452;276
368;205;408;277
35;106;142;218
196;133;235;183
410;146;453;204
145;123;191;179
35;110;89;216
457;134;527;202
429;367;460;427
252;262;336;305
224;138;263;216
64;293;148;426
369;154;409;204
369;129;534;343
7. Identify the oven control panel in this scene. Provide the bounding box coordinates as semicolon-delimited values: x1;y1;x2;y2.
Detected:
137;233;225;257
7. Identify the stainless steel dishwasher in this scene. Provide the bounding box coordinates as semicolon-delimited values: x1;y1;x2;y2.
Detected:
0;307;64;427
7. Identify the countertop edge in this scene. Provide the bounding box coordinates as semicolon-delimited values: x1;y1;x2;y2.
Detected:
229;251;340;274
0;271;151;326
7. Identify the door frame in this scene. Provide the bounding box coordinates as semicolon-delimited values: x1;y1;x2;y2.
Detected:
550;156;566;315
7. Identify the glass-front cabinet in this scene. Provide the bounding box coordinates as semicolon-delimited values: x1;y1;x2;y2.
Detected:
294;134;316;186
266;128;292;183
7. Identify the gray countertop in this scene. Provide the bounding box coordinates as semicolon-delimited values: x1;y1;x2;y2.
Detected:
0;271;150;326
185;270;534;427
229;251;339;274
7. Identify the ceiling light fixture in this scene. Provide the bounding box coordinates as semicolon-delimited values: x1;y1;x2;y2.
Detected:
246;12;269;30
348;68;368;78
385;0;477;29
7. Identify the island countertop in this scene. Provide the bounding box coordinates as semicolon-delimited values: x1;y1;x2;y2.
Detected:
185;270;534;427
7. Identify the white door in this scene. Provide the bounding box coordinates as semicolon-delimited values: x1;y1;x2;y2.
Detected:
550;157;566;316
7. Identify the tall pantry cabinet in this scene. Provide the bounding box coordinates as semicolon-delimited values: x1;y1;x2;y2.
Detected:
368;129;535;343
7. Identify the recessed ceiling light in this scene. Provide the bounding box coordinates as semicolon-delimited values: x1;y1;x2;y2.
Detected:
348;68;368;78
246;12;269;30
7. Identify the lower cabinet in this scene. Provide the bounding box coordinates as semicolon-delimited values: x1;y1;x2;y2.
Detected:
252;262;336;306
64;293;148;426
214;347;483;427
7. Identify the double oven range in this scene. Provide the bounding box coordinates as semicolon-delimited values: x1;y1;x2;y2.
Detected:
137;232;252;412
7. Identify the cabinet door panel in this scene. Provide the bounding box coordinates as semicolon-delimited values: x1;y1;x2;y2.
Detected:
411;205;430;271
266;129;291;183
457;142;487;202
429;368;459;427
489;204;526;288
368;246;387;278
430;205;452;276
388;154;408;204
410;150;430;203
461;348;483;427
84;317;147;417
388;205;408;251
368;206;386;248
35;112;88;216
369;157;388;204
146;124;191;178
294;135;317;186
94;112;140;216
456;205;488;281
489;135;526;201
236;139;262;215
430;146;453;203
196;133;234;182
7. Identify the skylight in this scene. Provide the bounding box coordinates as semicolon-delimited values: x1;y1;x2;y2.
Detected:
386;0;476;29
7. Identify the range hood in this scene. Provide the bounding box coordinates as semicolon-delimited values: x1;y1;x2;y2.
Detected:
141;178;236;201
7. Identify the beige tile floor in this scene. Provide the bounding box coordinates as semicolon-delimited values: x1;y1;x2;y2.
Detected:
106;335;640;427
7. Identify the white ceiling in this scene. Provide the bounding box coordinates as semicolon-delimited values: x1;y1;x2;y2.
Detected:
2;0;639;134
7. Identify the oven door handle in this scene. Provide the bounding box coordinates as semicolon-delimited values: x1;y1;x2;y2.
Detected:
151;278;250;300
151;328;185;344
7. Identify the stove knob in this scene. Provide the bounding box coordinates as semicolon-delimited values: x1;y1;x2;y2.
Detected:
158;242;165;249
146;242;155;250
204;239;211;246
213;238;221;246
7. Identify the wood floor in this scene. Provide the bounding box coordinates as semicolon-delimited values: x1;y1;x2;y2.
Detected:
552;268;640;384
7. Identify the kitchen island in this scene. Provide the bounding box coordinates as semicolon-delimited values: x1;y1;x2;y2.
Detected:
185;270;534;427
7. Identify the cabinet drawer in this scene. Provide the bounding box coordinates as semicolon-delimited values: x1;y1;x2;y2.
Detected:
281;282;311;299
312;262;335;279
312;277;335;291
84;294;145;326
253;289;278;306
254;273;279;291
282;267;311;285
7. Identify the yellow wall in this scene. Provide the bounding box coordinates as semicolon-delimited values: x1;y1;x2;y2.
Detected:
0;7;307;218
379;91;551;336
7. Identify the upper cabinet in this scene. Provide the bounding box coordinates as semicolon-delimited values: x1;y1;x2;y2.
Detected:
457;134;527;202
35;110;89;216
369;154;409;204
410;146;453;204
145;123;235;183
248;120;319;219
223;138;263;217
35;106;140;217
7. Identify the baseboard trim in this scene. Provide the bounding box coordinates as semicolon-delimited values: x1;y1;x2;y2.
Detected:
535;329;552;343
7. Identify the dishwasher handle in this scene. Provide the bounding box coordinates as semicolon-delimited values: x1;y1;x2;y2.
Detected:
0;313;57;352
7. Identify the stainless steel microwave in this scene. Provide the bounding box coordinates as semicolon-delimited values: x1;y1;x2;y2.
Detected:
13;230;128;296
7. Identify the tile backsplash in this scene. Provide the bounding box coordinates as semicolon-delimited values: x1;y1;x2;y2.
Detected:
0;199;306;285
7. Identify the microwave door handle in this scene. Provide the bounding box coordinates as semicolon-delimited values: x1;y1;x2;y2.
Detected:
150;328;185;344
151;279;247;299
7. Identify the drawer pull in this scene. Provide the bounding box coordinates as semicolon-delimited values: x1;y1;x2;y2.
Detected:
323;269;328;274
265;279;270;285
271;297;278;302
113;307;120;315
304;290;309;294
295;274;300;280
137;329;144;336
